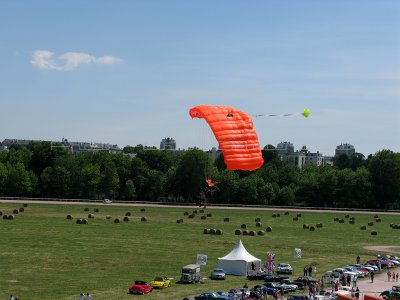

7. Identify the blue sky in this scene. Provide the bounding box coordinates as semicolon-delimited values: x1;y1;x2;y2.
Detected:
0;0;399;156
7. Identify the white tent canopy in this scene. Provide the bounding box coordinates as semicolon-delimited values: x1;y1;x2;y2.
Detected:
217;240;261;276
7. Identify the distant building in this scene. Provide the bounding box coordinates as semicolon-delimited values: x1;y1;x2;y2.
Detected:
2;138;42;148
160;137;176;150
277;142;324;168
335;143;355;157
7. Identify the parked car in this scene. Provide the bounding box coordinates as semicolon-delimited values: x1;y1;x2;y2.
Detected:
253;284;277;295
288;294;309;300
103;198;112;204
264;274;289;282
194;292;230;300
277;263;293;274
247;270;267;280
343;266;366;277
211;268;226;280
264;282;298;292
366;259;394;269
294;276;319;285
128;280;153;294
149;276;171;288
281;279;305;289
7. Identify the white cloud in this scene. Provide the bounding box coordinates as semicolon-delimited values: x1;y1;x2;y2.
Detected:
31;50;122;71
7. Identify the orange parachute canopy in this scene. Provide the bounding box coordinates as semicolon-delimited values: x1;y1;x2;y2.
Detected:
189;105;264;171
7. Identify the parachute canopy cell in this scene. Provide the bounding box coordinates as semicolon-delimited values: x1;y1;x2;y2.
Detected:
189;105;264;171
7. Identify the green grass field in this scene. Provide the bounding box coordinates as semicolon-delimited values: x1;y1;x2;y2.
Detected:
0;202;399;300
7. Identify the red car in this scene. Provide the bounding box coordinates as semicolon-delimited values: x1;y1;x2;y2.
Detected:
365;259;394;269
128;280;153;294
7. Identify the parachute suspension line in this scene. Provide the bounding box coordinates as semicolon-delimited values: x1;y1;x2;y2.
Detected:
253;108;310;118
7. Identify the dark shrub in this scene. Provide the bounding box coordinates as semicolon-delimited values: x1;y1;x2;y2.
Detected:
293;217;298;221
23;203;28;207
141;217;147;222
201;216;206;220
284;211;289;215
184;211;189;216
125;212;131;216
188;214;195;219
140;208;146;212
84;208;89;212
207;213;212;217
376;218;381;222
368;222;374;226
223;218;230;222
371;231;378;235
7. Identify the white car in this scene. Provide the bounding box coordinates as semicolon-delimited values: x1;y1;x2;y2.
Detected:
103;198;112;204
277;263;293;274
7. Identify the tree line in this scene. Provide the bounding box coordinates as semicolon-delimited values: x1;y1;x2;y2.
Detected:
0;142;399;209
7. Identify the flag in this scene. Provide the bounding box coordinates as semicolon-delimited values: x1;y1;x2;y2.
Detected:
266;252;275;272
294;248;302;259
197;254;208;265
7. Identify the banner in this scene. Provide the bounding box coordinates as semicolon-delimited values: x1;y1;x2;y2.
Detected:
266;252;275;273
294;248;302;259
197;254;208;265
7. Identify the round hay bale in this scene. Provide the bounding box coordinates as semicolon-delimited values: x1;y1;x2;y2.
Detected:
371;231;378;236
316;223;323;228
241;224;247;229
390;223;394;228
235;229;242;235
7;214;14;220
66;214;73;220
284;211;290;215
0;211;3;216
272;214;277;218
76;218;82;224
345;214;350;218
123;216;130;222
207;213;212;217
199;209;204;213
374;215;379;218
216;229;223;235
209;228;216;235
242;230;249;236
338;219;344;224
309;226;315;231
84;208;89;212
81;219;88;224
393;224;400;229
106;215;111;219
297;213;302;217
192;210;198;214
249;230;256;236
19;207;24;212
293;217;298;221
303;224;309;229
360;225;367;230
140;217;147;222
88;214;94;219
255;217;261;222
368;222;374;226
203;228;210;234
276;213;280;217
266;226;272;232
376;218;381;222
13;209;19;214
114;218;120;223
349;219;355;224
184;211;189;216
23;203;28;207
94;208;99;213
201;215;207;220
3;214;8;220
334;217;339;222
256;222;262;227
176;219;182;224
140;208;146;212
188;214;195;219
349;217;355;221
223;217;230;222
257;230;265;236
125;212;131;216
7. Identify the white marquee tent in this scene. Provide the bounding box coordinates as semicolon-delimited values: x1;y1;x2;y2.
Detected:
217;240;261;276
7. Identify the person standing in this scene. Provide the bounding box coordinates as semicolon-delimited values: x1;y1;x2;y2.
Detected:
304;266;308;276
356;256;360;264
396;272;399;282
80;293;85;300
387;271;392;281
87;292;92;300
308;266;313;276
355;287;360;300
371;271;374;283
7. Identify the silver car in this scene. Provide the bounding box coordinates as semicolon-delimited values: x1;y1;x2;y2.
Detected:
210;268;226;280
